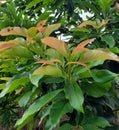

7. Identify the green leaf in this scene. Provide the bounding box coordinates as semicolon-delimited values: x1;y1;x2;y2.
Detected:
92;69;117;83
39;106;51;125
71;27;90;32
109;47;119;54
98;0;112;16
26;0;42;9
18;91;32;107
15;89;62;127
82;82;111;97
0;83;6;90
33;65;63;77
83;116;110;130
101;35;115;48
27;27;37;37
49;99;73;129
0;73;29;97
29;74;43;87
45;48;64;62
16;115;34;130
43;77;64;84
64;80;84;112
79;49;119;63
59;123;74;130
44;23;61;37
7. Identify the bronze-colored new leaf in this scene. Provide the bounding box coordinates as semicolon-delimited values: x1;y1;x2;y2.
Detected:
78;20;108;29
72;39;94;55
35;59;61;65
41;37;69;57
0;27;27;37
67;62;89;70
37;20;47;33
0;41;16;51
79;49;119;63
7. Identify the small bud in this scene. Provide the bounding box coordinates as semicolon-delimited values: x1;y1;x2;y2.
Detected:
116;3;119;13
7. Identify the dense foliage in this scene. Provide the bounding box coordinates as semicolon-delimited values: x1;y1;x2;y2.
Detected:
0;0;119;130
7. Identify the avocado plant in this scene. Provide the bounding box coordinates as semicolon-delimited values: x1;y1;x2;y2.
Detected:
0;20;119;130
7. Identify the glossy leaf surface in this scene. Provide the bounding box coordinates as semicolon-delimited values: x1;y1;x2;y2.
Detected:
15;89;62;126
33;65;63;77
64;80;84;113
79;49;119;63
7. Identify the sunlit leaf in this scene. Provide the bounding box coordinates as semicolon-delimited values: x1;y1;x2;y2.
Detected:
79;49;119;63
64;80;84;113
15;89;63;126
0;73;29;97
44;23;61;37
33;65;62;77
41;37;69;57
72;38;94;55
27;27;37;37
0;27;27;37
35;59;61;65
0;83;5;90
0;77;11;81
29;74;43;87
109;47;119;54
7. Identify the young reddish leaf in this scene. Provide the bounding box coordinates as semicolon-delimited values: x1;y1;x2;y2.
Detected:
37;20;47;33
78;19;108;29
0;27;27;37
79;49;119;63
41;37;69;57
0;41;15;51
67;62;89;71
35;59;61;65
33;65;62;77
72;39;94;55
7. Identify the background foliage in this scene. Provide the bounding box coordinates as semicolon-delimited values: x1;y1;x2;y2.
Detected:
0;0;119;130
